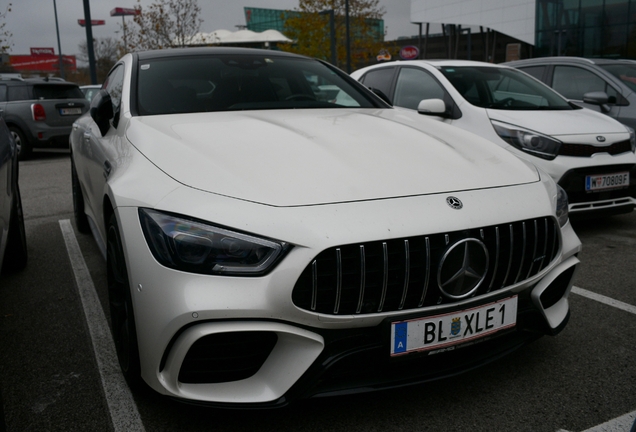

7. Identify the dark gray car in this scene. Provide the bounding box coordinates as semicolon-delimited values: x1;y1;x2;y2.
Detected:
0;77;88;159
505;57;636;130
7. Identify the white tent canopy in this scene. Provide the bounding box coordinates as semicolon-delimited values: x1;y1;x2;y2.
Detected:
184;29;293;46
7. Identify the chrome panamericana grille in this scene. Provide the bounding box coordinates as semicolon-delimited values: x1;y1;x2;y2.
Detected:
292;217;560;315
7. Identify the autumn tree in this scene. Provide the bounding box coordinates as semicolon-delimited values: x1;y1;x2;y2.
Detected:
125;0;203;51
282;0;385;70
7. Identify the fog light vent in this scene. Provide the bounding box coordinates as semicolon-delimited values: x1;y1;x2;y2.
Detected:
179;331;277;384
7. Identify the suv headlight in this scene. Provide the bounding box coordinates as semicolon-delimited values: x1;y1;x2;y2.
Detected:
139;208;288;276
626;126;636;152
556;185;569;227
491;120;562;160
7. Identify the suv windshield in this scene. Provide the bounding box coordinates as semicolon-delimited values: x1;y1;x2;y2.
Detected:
33;84;84;100
599;63;636;92
136;54;379;115
439;66;573;110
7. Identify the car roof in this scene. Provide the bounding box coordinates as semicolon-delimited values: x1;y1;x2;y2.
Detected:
135;47;310;61
505;56;636;67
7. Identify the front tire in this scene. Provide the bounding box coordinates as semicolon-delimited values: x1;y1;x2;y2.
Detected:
107;213;142;387
1;185;27;274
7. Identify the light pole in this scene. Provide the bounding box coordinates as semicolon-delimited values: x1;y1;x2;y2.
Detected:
53;0;64;79
345;0;351;73
82;0;97;84
319;9;336;66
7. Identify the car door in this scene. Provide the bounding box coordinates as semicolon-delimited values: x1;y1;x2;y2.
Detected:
391;66;461;121
83;64;126;237
550;65;625;119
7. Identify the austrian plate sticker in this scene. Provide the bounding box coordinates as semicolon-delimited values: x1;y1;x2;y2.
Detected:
390;296;517;356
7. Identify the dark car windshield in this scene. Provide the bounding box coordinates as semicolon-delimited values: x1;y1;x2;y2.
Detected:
136;54;380;115
33;84;85;100
439;66;573;110
599;63;636;92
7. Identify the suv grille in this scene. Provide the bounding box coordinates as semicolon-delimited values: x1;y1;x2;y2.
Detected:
560;140;631;157
292;217;560;315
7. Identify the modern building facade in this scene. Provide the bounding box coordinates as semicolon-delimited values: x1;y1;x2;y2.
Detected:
410;0;636;59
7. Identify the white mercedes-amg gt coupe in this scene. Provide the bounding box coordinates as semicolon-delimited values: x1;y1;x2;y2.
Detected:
70;48;581;407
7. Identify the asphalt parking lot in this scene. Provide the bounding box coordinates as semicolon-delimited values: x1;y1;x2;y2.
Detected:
0;151;634;432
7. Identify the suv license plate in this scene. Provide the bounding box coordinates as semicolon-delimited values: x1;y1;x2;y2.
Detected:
585;172;629;191
60;108;82;116
390;296;517;356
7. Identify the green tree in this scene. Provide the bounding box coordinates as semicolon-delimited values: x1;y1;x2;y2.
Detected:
282;0;385;70
126;0;202;51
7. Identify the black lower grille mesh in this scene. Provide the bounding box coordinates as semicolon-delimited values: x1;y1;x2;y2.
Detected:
292;217;560;315
179;332;277;384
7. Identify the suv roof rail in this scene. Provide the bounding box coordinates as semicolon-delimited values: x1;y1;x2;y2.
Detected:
0;73;24;81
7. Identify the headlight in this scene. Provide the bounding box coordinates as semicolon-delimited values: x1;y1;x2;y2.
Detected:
556;185;569;227
139;208;288;276
626;126;636;152
491;120;562;160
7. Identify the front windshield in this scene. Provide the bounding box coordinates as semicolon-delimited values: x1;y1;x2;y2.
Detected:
439;66;573;110
599;63;636;92
136;54;379;115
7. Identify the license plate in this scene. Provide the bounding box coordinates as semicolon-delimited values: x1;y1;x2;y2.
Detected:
390;296;517;356
60;108;82;116
585;172;629;191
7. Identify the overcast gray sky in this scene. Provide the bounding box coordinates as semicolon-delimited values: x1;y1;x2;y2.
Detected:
4;0;415;57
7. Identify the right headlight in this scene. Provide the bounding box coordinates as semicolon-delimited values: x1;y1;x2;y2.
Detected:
491;120;562;160
139;208;288;276
625;126;636;152
556;185;569;227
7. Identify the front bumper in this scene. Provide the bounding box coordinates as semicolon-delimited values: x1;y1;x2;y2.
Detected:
114;183;581;406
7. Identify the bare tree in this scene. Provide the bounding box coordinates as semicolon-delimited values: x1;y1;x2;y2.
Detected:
78;37;121;82
126;0;203;51
0;3;13;53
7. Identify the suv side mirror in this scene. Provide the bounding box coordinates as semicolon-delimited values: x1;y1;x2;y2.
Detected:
417;98;449;117
90;89;114;136
582;91;611;114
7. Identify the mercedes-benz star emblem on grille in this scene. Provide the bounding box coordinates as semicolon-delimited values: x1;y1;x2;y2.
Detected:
446;196;463;209
437;238;489;299
596;136;606;142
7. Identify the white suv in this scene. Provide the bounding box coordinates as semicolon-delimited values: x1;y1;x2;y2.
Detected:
352;60;636;219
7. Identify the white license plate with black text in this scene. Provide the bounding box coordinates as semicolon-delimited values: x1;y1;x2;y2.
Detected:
390;296;518;356
585;172;629;191
60;108;82;116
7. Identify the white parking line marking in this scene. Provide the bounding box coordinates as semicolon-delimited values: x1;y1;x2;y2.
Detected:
59;220;145;432
556;409;636;432
572;286;636;316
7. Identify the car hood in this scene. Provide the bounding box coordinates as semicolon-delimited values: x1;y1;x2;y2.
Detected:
486;108;627;137
127;109;539;207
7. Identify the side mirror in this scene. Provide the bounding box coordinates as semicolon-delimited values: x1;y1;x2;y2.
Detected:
582;91;611;114
417;99;448;117
368;87;392;105
90;89;114;136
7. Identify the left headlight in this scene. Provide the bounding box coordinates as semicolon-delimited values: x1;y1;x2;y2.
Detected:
556;185;569;227
139;208;288;276
492;120;562;160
